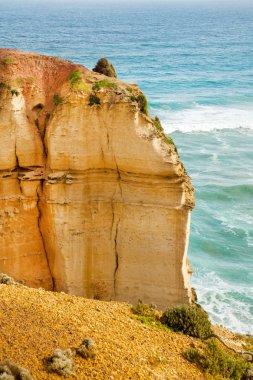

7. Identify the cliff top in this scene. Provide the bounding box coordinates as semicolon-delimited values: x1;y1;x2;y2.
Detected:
0;48;194;206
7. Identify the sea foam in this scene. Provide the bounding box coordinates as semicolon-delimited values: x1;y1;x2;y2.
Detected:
155;104;253;133
192;271;253;334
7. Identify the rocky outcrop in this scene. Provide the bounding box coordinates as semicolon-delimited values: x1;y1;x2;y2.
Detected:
0;49;194;308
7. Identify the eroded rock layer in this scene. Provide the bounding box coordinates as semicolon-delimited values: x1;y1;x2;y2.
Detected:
0;49;194;308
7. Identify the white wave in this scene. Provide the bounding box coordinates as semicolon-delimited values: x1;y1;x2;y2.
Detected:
192;271;253;334
245;231;253;248
155;104;253;133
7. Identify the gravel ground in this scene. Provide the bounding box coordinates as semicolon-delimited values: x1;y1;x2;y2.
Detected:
0;284;207;379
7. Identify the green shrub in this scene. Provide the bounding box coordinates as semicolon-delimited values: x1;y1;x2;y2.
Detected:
163;135;174;145
131;300;170;331
89;94;100;106
66;69;81;82
131;94;148;115
76;338;96;359
161;305;212;339
0;360;34;380
0;58;16;64
126;87;133;93
153;116;163;132
131;300;157;318
44;348;73;377
66;70;88;91
183;339;249;380
92;79;117;91
54;94;63;106
93;58;117;78
0;82;8;90
241;335;253;352
126;87;133;94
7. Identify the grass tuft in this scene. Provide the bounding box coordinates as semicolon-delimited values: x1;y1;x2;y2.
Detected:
131;300;170;332
89;94;100;106
0;360;34;380
153;116;163;132
0;58;16;64
76;338;96;359
92;79;117;91
67;70;88;91
54;94;63;106
0;82;10;90
131;94;149;115
163;136;174;145
183;339;250;380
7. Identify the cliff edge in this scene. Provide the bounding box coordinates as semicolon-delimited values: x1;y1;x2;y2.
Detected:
0;49;194;308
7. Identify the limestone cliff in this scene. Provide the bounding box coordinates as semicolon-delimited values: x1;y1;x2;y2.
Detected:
0;49;194;308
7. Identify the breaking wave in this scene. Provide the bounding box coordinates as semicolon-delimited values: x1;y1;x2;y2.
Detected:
155;104;253;133
192;271;253;334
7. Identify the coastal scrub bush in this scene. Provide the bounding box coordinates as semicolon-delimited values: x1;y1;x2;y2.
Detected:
0;58;16;64
93;58;117;78
126;87;133;94
130;94;148;115
0;82;10;90
53;94;63;106
153;116;163;132
131;300;170;331
152;116;177;151
44;348;73;377
0;360;34;380
92;79;117;91
89;94;100;106
183;339;249;380
76;338;96;359
161;305;212;339
66;69;88;91
131;300;157;318
163;135;175;145
0;273;19;286
66;69;81;82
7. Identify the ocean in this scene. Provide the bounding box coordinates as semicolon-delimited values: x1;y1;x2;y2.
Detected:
0;1;252;334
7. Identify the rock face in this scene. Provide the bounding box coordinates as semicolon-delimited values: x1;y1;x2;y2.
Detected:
0;49;194;308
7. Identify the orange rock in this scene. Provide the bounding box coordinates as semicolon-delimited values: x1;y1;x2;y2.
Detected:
0;49;194;308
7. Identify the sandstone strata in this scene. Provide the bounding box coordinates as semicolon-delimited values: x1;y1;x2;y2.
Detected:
0;49;194;308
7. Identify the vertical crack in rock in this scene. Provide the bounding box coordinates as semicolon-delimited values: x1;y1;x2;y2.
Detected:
100;147;105;165
106;128;110;149
114;215;120;298
114;157;122;199
102;113;122;298
36;184;55;290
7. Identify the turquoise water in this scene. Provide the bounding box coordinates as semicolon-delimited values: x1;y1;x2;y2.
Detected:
1;1;253;333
